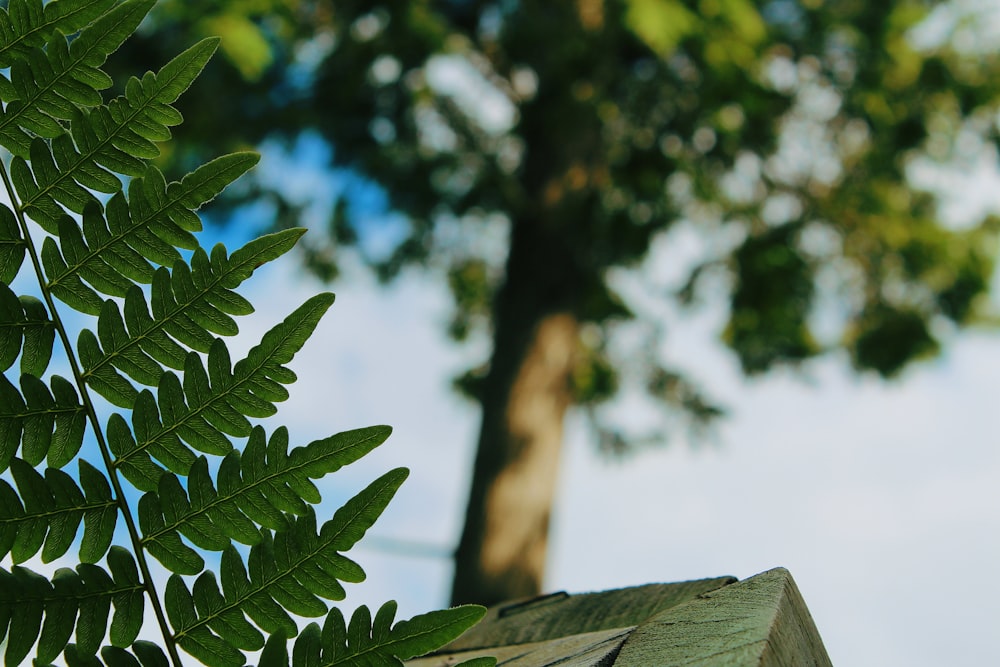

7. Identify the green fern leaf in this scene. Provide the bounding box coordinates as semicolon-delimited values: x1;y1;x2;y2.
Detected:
8;458;51;562
78;327;138;407
162;470;232;550
129;154;259;247
139;425;392;567
196;455;261;543
0;376;22;469
12;38;222;227
37;567;80;663
0;1;486;662
19;374;70;464
0;550;144;664
53;211;135;298
54;123;125;190
51;375;88;467
282;602;489;666
75;564;112;656
97;641;171;667
114;37;219;143
131;641;172;667
0;0;117;68
0;0;154;159
291;623;321;666
105;545;144;648
260;631;289;667
0;285;25;370
165;575;244;667
0;374;83;471
17;295;55;375
193;571;265;651
46;374;88;468
79;551;143;657
60;0;152;90
0;479;18;556
1;565;46;665
2;0;150;112
72;37;219;176
218;546;296;640
58;644;101;667
40;154;260;292
96;299;163;384
105;411;165;492
72;228;301;397
361;603;492;665
0;205;25;284
133;383;204;467
120;287;187;369
137;483;205;576
110;293;333;483
1;458;116;563
163;469;406;663
78;459;116;563
12;139;97;225
323;468;408;553
41;237;105;315
0;280;55;375
40;465;90;561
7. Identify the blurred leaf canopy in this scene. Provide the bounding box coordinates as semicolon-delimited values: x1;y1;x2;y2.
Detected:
111;0;1000;444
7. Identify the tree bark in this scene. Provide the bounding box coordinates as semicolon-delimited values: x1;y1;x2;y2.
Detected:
450;2;610;606
450;220;581;607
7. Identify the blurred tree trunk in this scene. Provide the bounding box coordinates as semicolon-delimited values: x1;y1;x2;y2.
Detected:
450;218;581;607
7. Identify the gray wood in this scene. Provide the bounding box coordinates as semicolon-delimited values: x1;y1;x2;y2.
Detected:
407;627;632;666
445;576;736;650
409;569;831;666
613;568;831;666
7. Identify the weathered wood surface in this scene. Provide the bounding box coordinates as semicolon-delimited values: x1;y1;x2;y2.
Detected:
614;568;832;666
406;626;632;666
444;576;736;650
408;568;832;666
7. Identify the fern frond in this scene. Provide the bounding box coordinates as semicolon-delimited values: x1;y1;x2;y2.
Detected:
164;469;407;664
82;227;299;381
70;229;305;413
42;154;262;314
0;547;144;665
10;138;97;224
51;640;171;667
0;205;26;283
268;602;490;667
0;0;117;69
42;205;153;311
0;0;154;156
138;425;392;572
0;279;55;376
80;37;219;169
0;373;85;471
11;38;221;230
0;457;115;563
0;2;487;663
104;293;333;489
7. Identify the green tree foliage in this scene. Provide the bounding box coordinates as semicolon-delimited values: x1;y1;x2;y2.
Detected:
108;0;1000;605
0;0;489;664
